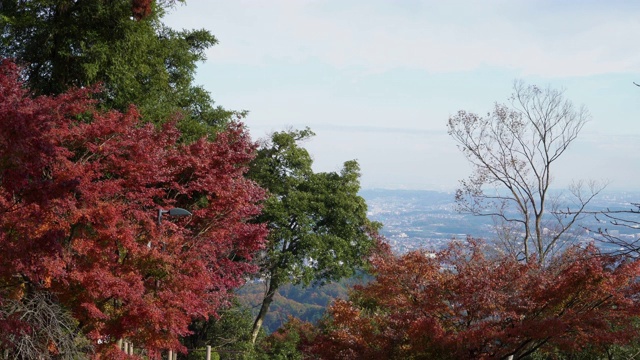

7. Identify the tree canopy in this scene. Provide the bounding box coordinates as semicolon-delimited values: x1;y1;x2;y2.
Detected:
1;0;233;141
0;60;266;358
246;128;380;344
307;240;640;359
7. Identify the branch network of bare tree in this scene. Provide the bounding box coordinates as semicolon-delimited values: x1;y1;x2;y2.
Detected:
448;81;607;263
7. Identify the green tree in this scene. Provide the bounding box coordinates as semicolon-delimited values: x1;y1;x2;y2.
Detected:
1;0;234;140
246;128;379;344
182;300;260;360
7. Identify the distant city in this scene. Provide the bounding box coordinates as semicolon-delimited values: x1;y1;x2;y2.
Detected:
360;189;640;254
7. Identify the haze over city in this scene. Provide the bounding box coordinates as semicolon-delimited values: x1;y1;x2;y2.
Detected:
165;0;640;191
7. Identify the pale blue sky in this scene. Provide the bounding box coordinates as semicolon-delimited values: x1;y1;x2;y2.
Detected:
165;0;640;190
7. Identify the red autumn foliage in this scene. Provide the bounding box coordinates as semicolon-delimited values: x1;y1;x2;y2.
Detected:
0;59;267;358
129;0;178;20
307;239;640;359
131;0;153;20
259;316;317;357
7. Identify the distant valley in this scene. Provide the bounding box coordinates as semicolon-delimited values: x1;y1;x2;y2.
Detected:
241;188;640;334
360;189;640;253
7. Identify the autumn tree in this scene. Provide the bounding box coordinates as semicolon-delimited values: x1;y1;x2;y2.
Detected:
246;128;379;344
583;203;640;257
1;0;233;141
307;239;640;360
256;316;316;360
448;81;604;263
0;60;267;358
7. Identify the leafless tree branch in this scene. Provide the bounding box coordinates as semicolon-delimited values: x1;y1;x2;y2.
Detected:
0;291;92;359
448;81;604;263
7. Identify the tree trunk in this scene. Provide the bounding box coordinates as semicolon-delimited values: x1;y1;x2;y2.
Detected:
251;277;279;344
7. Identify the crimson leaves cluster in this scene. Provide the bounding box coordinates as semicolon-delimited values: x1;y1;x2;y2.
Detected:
308;240;640;359
0;60;266;358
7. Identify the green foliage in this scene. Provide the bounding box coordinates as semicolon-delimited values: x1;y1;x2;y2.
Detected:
247;128;379;342
1;0;234;140
183;301;262;360
249;128;378;288
187;349;220;360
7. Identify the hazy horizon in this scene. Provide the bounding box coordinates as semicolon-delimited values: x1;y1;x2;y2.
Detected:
165;1;640;191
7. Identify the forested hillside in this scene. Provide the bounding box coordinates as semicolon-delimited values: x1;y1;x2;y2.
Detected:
237;277;365;334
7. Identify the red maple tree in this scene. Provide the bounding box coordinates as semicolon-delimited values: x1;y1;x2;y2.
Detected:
307;239;640;359
0;59;267;358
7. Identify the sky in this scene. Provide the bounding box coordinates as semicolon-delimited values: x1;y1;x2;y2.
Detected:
164;0;640;191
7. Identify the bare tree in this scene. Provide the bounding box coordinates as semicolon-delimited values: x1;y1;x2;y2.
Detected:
448;81;605;263
589;204;640;256
0;291;92;359
590;81;640;255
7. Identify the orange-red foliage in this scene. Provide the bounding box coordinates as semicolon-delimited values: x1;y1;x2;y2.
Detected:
131;0;153;20
0;60;267;358
308;239;640;359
